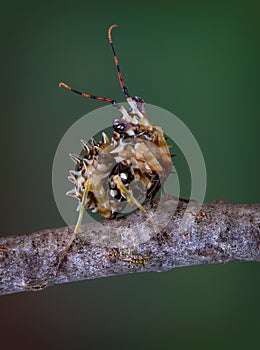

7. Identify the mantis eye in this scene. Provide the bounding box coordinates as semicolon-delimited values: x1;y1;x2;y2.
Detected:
132;96;146;113
113;118;131;133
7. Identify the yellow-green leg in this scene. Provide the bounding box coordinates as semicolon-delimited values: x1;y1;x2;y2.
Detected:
113;175;172;246
56;179;90;277
113;175;161;233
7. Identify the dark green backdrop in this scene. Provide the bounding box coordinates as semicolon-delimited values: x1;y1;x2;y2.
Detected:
0;1;259;349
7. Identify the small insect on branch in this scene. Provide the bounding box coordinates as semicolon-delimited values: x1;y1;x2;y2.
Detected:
56;24;173;276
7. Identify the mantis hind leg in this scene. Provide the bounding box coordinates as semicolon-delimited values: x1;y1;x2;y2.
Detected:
113;175;171;246
56;178;90;277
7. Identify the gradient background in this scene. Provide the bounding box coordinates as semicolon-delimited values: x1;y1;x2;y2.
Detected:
0;1;259;349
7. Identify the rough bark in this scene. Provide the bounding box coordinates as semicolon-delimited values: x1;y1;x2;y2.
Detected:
0;199;259;296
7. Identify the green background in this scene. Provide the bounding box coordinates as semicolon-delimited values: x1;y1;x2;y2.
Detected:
0;0;259;349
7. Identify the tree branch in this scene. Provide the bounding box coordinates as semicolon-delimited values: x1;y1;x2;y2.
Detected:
0;199;259;296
